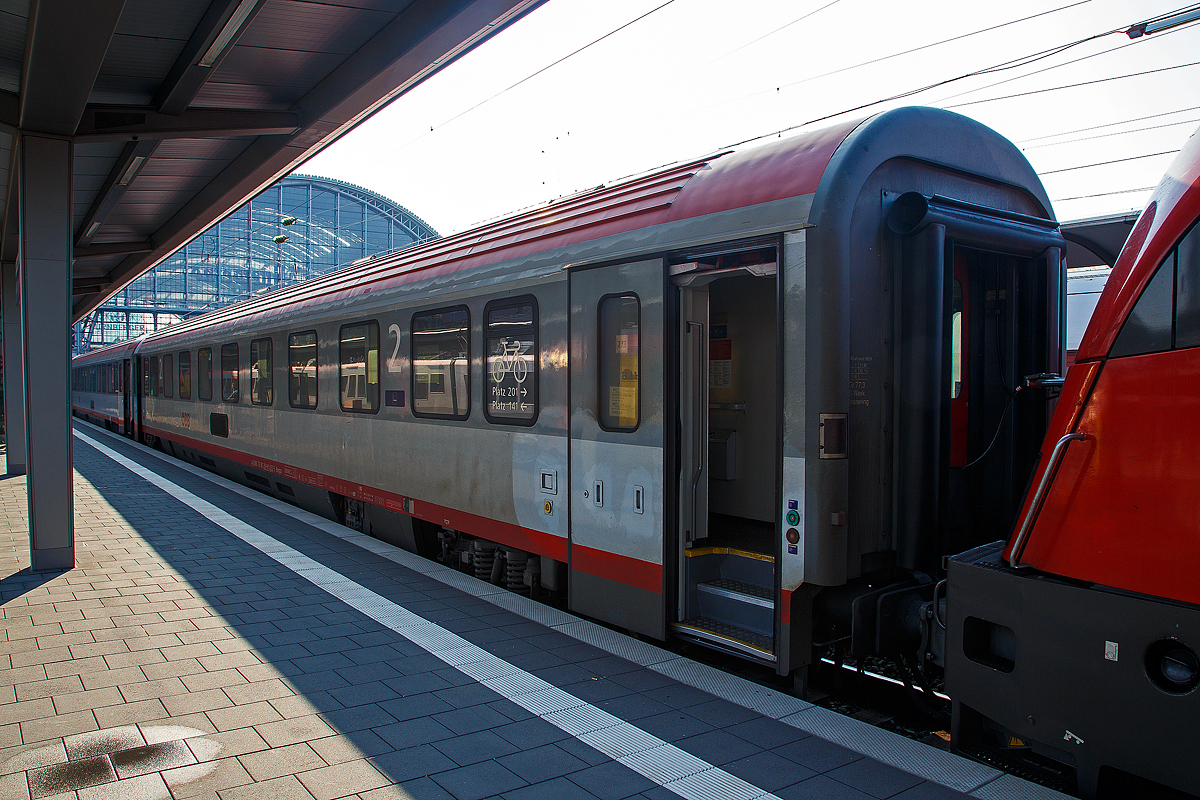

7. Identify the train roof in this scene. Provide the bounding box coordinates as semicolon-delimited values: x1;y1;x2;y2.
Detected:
1075;122;1200;361
72;336;143;363
134;106;1051;349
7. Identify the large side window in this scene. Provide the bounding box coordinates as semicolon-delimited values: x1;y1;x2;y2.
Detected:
179;351;191;399
163;354;173;399
485;297;538;424
1174;222;1200;349
1111;257;1174;358
1112;220;1200;357
340;321;379;413
198;347;213;401
221;343;239;402
288;331;318;409
251;338;273;406
412;306;470;419
599;294;640;431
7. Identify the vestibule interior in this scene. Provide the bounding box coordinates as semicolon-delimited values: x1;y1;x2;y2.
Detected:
701;272;777;554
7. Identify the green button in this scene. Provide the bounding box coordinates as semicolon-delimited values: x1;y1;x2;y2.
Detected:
786;510;800;527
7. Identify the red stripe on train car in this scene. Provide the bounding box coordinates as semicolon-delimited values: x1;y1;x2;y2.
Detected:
141;424;575;565
74;406;122;425
568;543;662;594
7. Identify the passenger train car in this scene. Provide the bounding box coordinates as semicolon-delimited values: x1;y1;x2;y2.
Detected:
72;337;141;435
83;105;1200;796
74;103;1066;679
948;123;1200;798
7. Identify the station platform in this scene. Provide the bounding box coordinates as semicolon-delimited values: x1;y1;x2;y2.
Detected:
0;423;1069;800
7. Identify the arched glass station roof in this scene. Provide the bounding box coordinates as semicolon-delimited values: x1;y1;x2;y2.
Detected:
75;175;437;351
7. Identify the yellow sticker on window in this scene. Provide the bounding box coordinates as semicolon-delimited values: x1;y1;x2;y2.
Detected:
608;386;637;425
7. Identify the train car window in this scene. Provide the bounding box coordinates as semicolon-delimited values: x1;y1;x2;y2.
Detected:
142;359;150;397
179;351;191;399
251;338;273;406
412;306;470;420
221;343;240;402
598;294;640;431
340;321;379;413
288;331;318;409
163;354;173;399
1174;222;1200;349
1111;255;1175;358
198;347;213;401
150;356;161;398
484;297;538;425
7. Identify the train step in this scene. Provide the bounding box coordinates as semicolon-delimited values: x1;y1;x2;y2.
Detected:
695;578;774;639
673;617;775;662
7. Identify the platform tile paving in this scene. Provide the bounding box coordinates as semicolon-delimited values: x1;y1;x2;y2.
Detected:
0;427;1057;799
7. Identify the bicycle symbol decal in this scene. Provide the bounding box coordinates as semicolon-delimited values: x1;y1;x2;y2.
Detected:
490;337;529;384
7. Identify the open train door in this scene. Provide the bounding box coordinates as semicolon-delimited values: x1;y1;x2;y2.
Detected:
568;260;666;638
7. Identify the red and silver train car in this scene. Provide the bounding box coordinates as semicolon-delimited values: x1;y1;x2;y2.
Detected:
948;124;1200;797
71;337;141;435
77;107;1065;710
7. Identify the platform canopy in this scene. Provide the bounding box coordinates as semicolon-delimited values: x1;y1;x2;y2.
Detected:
0;0;543;323
1061;212;1142;269
0;0;543;572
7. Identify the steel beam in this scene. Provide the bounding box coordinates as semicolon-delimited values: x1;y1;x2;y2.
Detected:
75;107;301;143
20;0;126;136
154;0;269;116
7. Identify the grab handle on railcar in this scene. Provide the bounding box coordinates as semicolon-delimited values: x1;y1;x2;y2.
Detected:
1009;432;1087;568
687;321;706;542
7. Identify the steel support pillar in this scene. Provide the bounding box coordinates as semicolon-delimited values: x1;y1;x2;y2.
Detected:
2;259;26;475
20;135;74;571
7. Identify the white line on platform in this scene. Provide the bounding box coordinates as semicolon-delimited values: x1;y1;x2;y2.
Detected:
75;429;785;800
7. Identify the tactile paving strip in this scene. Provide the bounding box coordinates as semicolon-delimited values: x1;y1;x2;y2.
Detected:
77;430;783;800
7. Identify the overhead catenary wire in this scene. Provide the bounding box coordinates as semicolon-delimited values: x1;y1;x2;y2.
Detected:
381;0;677;160
1054;187;1157;202
1019;109;1200;148
932;15;1200;107
369;0;1111;169
718;5;1200;150
1040;150;1182;175
945;59;1200;109
712;0;1097;109
692;0;843;72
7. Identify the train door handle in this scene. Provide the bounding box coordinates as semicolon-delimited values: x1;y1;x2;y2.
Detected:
593;480;604;507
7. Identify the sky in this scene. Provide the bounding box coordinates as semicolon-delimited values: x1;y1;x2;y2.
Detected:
301;0;1200;238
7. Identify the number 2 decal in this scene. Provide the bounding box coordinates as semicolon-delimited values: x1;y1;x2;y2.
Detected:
388;324;402;372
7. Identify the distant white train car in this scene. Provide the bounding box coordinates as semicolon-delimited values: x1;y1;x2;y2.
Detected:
1065;266;1112;369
